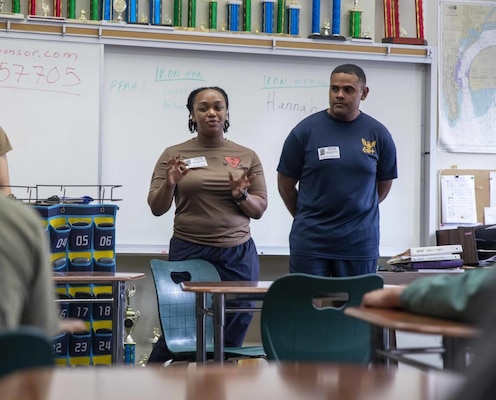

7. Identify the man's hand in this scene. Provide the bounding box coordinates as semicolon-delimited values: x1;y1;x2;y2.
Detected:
361;286;407;309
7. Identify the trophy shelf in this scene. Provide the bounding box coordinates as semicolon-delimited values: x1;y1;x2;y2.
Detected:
382;37;428;46
0;19;432;63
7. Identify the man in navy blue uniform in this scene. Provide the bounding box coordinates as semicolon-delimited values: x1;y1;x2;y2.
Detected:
277;64;398;277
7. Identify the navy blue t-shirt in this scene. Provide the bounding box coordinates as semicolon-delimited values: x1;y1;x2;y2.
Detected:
277;110;397;259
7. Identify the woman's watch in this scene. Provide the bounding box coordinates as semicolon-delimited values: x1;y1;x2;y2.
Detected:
234;188;249;205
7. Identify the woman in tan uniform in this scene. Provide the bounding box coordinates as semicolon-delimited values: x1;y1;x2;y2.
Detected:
147;86;268;363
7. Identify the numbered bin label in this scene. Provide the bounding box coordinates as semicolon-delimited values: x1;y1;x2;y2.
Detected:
49;224;70;253
93;293;113;320
69;331;92;357
69;292;94;321
52;332;68;357
93;329;113;355
94;222;115;251
69;221;93;251
58;293;72;319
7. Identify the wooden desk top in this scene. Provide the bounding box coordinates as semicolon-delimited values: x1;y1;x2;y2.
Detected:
53;272;146;283
181;281;272;294
345;307;480;338
0;363;463;400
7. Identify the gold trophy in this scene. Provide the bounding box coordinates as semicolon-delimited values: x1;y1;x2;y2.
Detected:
113;0;127;22
124;285;140;364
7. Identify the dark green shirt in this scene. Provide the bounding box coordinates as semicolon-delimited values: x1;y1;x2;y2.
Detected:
400;267;496;324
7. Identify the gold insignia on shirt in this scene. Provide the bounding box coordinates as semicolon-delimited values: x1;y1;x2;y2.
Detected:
361;138;376;154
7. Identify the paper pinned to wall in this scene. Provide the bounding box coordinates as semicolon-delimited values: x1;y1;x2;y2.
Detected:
440;175;478;224
484;207;496;224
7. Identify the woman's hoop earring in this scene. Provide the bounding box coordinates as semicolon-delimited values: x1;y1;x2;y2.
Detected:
188;117;197;133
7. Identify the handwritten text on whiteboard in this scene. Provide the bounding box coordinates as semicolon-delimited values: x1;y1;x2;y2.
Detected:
0;44;83;95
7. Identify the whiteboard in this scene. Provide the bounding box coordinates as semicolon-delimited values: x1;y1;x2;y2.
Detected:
0;38;102;195
102;45;424;255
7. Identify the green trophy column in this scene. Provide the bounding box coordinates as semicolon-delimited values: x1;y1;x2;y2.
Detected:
209;0;217;29
188;0;196;27
90;0;99;20
174;0;182;26
12;0;20;12
243;0;251;31
348;3;362;38
68;0;77;19
276;0;285;33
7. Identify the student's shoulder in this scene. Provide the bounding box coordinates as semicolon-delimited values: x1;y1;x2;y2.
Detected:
0;196;43;231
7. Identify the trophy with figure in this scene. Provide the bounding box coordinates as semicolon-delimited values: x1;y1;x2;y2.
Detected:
308;0;345;40
124;285;141;364
382;0;427;45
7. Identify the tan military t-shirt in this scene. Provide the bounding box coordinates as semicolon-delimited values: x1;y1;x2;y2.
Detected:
149;138;267;247
0;127;12;157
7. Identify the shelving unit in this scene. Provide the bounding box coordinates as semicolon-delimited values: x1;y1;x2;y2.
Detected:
0;18;432;62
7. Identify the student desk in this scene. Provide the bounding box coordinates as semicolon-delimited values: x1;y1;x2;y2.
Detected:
344;306;480;372
53;272;146;364
0;363;463;400
180;281;272;364
180;272;466;365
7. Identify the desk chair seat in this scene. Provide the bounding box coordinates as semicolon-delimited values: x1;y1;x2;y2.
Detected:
261;273;383;364
0;326;54;377
149;259;265;364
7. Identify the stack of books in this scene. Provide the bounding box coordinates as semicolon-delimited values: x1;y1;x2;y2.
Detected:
387;244;464;270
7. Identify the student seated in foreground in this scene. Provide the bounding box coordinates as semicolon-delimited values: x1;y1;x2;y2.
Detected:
362;267;495;323
362;267;496;400
0;195;85;335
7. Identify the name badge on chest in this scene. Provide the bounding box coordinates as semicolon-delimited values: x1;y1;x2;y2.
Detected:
318;146;340;160
183;156;208;168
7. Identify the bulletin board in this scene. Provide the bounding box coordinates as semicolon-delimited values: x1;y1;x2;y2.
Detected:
440;169;495;224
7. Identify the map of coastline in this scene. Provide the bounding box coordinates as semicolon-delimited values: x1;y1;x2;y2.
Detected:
439;2;496;153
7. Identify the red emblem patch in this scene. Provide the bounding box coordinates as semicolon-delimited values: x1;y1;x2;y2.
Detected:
224;156;241;168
